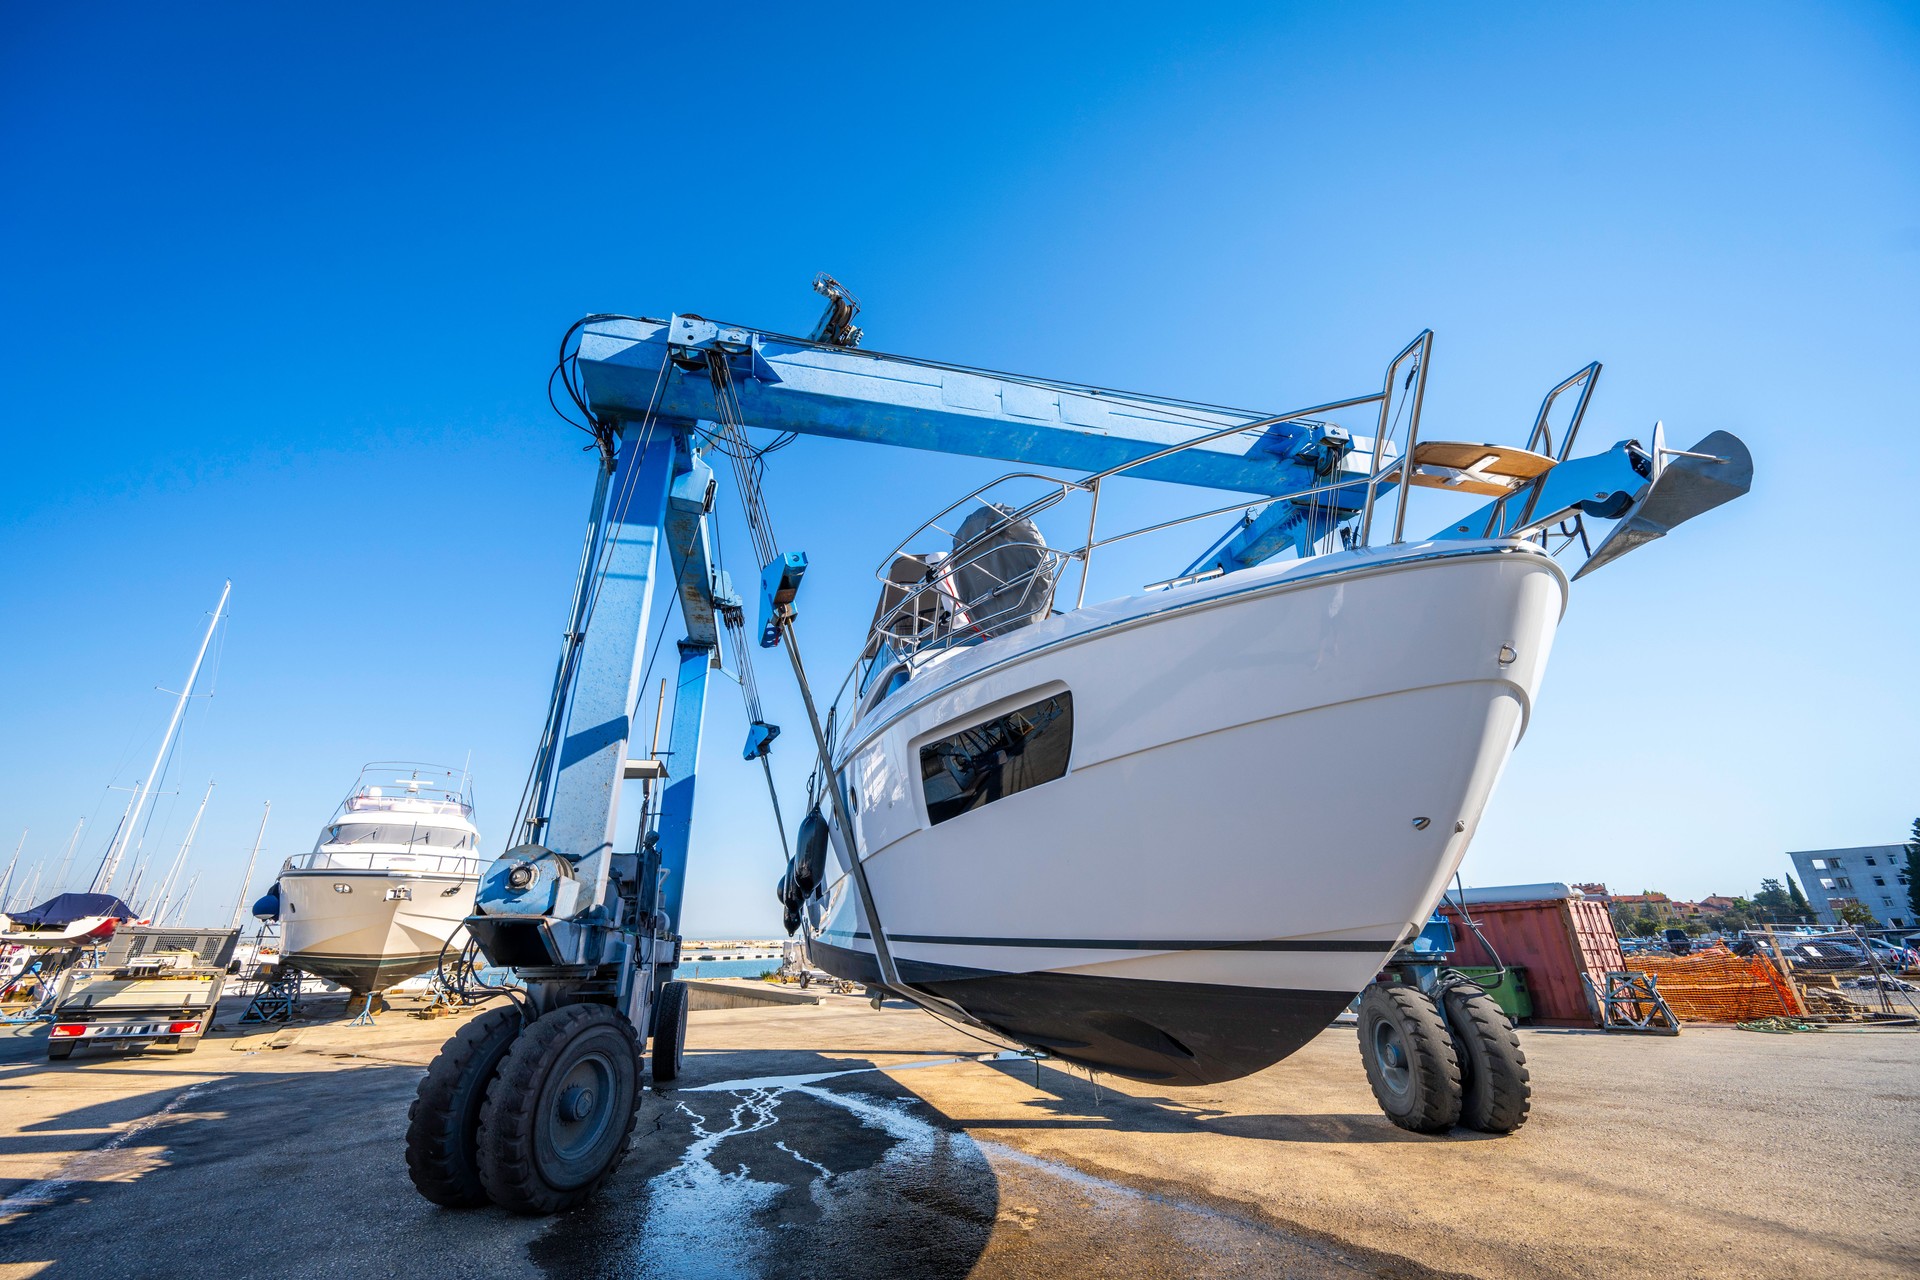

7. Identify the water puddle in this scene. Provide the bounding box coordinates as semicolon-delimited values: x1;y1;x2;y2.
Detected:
620;1059;991;1279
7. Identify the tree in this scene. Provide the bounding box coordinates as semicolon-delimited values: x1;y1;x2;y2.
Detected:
1905;818;1920;922
1630;915;1658;938
1785;874;1813;922
1836;901;1877;928
1753;879;1792;922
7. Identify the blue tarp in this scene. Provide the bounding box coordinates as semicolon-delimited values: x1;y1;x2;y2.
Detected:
8;892;136;928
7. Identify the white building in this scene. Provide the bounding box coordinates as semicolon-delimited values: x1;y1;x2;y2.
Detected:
1786;845;1912;929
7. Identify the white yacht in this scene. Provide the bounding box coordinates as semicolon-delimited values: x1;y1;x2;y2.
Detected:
278;764;480;995
782;353;1750;1087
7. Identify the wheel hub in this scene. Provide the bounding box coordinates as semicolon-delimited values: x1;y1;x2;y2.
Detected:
544;1051;618;1166
1372;1021;1414;1095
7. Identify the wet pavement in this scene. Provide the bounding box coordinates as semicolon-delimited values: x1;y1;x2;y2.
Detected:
2;987;1916;1279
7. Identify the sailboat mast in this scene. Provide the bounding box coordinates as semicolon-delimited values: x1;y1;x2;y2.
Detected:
11;865;41;913
152;781;213;923
171;871;201;925
49;818;85;897
228;801;270;929
90;580;232;894
0;830;22;907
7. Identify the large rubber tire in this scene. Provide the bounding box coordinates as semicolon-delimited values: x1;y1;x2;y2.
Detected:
477;1004;641;1215
1443;984;1532;1134
1357;984;1462;1133
650;980;689;1087
406;1006;525;1207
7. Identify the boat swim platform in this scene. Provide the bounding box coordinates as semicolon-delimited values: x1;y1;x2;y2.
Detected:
0;991;1913;1279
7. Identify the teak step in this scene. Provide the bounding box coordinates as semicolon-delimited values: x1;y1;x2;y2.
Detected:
1409;441;1556;497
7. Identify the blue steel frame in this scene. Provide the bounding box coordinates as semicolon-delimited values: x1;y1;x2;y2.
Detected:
475;313;1692;1035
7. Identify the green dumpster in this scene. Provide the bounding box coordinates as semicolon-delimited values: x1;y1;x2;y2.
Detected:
1456;965;1533;1021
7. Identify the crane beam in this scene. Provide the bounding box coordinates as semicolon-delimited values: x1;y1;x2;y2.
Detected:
575;317;1347;498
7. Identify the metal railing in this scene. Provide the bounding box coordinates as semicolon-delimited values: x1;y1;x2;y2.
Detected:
337;761;474;819
1524;362;1601;463
281;850;482;877
827;332;1443;743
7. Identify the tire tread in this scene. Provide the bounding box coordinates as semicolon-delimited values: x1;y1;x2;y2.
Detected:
651;981;689;1087
406;1005;524;1207
1357;984;1463;1133
477;1004;640;1216
1444;985;1531;1134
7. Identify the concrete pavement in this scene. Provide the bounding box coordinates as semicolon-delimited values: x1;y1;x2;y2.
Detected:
1;988;1915;1279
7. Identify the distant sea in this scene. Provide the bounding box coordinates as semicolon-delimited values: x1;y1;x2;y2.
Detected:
473;955;777;986
679;957;779;979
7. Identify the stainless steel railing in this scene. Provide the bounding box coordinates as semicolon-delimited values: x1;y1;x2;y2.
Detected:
825;331;1441;749
282;850;482;876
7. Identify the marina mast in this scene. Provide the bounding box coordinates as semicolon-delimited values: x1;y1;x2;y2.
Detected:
228;801;270;930
0;830;21;908
151;781;214;923
47;818;86;898
88;581;231;895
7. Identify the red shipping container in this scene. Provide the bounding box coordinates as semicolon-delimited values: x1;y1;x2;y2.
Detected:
1439;889;1624;1027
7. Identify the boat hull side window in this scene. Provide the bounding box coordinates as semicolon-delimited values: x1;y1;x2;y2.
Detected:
919;691;1073;826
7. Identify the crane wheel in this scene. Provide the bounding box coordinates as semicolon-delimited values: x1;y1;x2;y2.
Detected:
1441;983;1532;1134
476;1003;641;1215
406;1005;524;1207
1357;983;1462;1133
650;980;689;1087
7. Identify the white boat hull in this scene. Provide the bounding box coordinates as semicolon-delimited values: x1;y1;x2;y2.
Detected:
807;540;1566;1083
280;870;476;992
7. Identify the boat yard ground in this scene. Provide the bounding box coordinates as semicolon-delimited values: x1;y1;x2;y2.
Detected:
1;987;1915;1280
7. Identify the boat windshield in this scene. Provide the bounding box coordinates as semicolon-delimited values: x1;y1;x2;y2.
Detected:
321;822;475;850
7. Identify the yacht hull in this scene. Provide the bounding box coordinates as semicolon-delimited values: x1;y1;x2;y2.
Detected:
808;541;1566;1084
280;870;475;993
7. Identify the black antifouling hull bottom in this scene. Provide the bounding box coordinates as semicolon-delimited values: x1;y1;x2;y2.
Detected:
809;938;1355;1086
284;951;442;994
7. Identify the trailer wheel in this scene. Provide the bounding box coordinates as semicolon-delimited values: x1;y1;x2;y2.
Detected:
1357;984;1462;1133
406;1005;524;1207
1442;984;1531;1134
650;980;689;1087
477;1004;640;1215
47;1042;74;1061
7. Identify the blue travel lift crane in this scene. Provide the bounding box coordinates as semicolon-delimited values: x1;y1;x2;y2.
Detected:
403;279;1749;1213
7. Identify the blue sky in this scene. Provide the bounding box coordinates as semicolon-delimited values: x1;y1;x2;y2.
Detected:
2;4;1916;934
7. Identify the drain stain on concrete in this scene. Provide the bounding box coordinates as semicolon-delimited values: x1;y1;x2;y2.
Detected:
533;1061;998;1280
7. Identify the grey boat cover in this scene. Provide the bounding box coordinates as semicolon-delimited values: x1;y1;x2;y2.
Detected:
948;504;1057;638
868;551;949;652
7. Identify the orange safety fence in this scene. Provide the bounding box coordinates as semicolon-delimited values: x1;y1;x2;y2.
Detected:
1628;946;1802;1023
